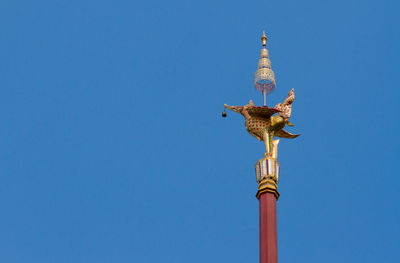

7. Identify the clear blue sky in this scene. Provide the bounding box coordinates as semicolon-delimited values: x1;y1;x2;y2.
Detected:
0;0;399;262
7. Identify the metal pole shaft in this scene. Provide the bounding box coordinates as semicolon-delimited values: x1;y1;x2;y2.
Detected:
264;90;266;106
259;192;278;263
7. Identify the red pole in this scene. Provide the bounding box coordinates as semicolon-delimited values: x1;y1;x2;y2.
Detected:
259;192;278;263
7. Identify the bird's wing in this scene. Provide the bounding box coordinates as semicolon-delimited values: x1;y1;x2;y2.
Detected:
247;106;280;118
274;129;300;139
224;105;280;119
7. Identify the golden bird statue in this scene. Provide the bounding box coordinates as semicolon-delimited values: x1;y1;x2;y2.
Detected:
223;89;299;156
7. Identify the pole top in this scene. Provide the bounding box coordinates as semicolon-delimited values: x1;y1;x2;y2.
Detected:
261;31;267;47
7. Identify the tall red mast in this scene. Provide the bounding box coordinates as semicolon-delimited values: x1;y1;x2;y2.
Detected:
259;193;278;263
223;31;299;263
256;157;279;263
256;152;280;263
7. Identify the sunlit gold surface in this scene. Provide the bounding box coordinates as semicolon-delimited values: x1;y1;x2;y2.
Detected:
261;31;267;47
256;180;279;200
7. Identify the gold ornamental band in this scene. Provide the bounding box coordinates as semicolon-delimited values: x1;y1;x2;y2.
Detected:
256;178;279;200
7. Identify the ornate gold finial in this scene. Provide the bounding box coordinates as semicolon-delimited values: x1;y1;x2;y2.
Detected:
261;31;267;47
255;31;275;106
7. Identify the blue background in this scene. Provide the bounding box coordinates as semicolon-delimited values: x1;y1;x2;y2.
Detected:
0;0;399;262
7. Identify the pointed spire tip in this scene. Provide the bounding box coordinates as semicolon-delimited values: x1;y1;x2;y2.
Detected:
261;31;267;47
